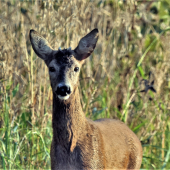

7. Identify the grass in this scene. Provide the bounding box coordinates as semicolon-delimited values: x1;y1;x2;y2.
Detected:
1;0;170;169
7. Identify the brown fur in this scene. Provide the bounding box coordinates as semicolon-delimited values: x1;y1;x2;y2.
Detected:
29;28;143;170
50;88;142;170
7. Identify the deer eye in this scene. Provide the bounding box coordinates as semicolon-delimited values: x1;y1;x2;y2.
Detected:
49;67;55;72
74;67;79;72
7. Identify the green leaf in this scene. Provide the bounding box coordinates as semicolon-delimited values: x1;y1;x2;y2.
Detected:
132;120;147;133
12;84;19;97
138;66;145;79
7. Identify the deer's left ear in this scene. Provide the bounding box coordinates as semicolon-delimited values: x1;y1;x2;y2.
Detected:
74;29;99;61
29;29;53;61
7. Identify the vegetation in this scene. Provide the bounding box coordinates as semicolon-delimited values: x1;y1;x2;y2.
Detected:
1;0;170;169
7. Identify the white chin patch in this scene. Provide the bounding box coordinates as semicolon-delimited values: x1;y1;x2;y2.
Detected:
58;95;70;100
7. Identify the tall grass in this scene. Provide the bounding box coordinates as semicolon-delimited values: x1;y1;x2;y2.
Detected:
1;0;170;169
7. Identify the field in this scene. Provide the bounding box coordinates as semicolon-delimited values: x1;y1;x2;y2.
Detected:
1;0;170;169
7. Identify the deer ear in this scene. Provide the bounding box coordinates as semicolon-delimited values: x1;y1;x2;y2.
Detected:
74;29;99;61
29;29;53;60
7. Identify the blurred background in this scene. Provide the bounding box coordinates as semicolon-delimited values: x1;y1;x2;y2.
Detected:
0;0;170;169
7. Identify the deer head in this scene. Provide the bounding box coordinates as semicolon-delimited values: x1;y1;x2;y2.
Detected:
29;29;98;100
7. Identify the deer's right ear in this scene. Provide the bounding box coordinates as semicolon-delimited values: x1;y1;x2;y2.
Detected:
74;29;99;61
29;29;53;60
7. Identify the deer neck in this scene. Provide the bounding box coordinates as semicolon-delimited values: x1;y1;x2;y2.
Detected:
52;87;86;152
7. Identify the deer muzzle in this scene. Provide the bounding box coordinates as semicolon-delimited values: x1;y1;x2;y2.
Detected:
56;84;71;100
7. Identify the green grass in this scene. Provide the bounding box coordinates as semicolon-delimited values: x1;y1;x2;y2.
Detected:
0;85;51;169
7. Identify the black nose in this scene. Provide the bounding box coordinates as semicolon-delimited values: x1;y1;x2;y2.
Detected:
56;85;71;96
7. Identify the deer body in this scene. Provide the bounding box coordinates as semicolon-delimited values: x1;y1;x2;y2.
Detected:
30;29;142;170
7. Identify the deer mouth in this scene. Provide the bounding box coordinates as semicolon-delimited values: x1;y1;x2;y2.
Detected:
57;94;70;100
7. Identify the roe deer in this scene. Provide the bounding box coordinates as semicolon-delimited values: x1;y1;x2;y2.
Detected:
29;28;142;170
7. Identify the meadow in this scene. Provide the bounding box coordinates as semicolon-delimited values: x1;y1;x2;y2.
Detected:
1;0;170;169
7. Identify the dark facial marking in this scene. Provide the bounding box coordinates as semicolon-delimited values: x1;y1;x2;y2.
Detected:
55;49;73;67
58;65;66;82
